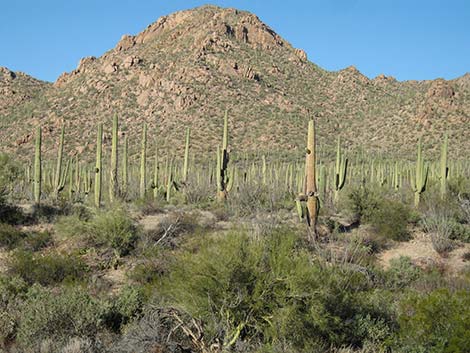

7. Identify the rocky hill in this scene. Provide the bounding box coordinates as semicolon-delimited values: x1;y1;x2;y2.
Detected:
0;5;469;160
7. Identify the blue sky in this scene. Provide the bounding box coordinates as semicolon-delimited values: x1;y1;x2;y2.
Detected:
1;0;468;82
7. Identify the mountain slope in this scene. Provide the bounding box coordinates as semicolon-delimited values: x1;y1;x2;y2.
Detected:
0;5;469;159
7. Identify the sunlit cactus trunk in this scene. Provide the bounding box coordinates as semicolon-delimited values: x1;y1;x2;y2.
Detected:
140;123;147;199
33;126;42;205
94;123;103;208
109;114;119;203
305;119;319;234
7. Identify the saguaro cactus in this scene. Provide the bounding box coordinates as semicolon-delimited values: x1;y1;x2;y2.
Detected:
411;139;428;208
305;119;319;231
33;126;42;204
440;134;448;200
153;144;159;200
140;123;147;199
53;125;65;199
94;123;103;208
122;135;128;196
217;110;230;201
334;137;348;203
182;127;190;183
109;114;119;203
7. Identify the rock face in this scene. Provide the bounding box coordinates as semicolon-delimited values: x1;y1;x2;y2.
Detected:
0;5;469;159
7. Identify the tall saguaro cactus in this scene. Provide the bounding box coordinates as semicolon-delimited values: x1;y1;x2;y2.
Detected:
183;127;190;183
122;135;128;196
33;126;42;205
53;125;65;199
334;137;348;203
94;123;103;208
140;123;147;199
440;134;448;200
217;111;230;201
305;119;319;231
412;139;428;208
109;114;119;203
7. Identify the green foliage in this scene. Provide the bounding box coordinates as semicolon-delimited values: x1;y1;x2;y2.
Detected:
368;199;411;241
160;229;393;351
0;223;25;249
56;208;138;256
0;276;28;347
20;231;53;251
16;285;105;349
89;208;138;256
398;288;470;353
103;286;144;332
9;250;87;286
347;185;380;222
385;257;422;290
0;153;19;201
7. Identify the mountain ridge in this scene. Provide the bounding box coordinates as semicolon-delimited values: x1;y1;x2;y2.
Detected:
0;5;469;159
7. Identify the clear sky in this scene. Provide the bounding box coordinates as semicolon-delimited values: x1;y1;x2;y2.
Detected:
1;0;468;82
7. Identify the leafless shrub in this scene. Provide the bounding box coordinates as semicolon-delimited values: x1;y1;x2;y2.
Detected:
421;205;455;255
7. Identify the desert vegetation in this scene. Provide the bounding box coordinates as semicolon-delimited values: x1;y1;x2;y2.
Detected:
0;111;469;353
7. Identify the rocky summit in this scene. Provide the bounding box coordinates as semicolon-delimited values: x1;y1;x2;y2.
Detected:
1;5;469;159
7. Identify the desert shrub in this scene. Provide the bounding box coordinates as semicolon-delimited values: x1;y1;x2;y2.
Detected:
368;199;411;241
421;204;455;254
0;223;25;249
0;276;28;348
0;153;19;202
113;307;195;353
159;229;394;351
89;209;138;256
397;288;470;353
103;286;144;332
56;208;138;256
16;285;105;349
20;231;53;251
9;250;87;286
385;257;422;290
347;185;380;223
228;182;291;217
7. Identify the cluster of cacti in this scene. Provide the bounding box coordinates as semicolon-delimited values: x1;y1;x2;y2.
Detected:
13;114;468;217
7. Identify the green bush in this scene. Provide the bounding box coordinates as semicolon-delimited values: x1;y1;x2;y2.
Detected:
103;286;144;332
385;257;422;290
0;276;28;348
20;231;53;251
369;199;411;241
0;223;25;249
9;250;87;286
160;229;394;351
90;209;138;256
347;185;380;222
398;288;470;353
0;153;19;202
56;208;139;256
16;285;105;349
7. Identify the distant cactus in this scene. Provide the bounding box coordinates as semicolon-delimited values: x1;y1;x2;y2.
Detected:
411;139;428;208
33;126;42;204
140;123;147;199
217;110;230;201
183;127;190;183
109;114;119;203
440;134;448;199
94;123;103;208
334;137;348;203
53;125;66;199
